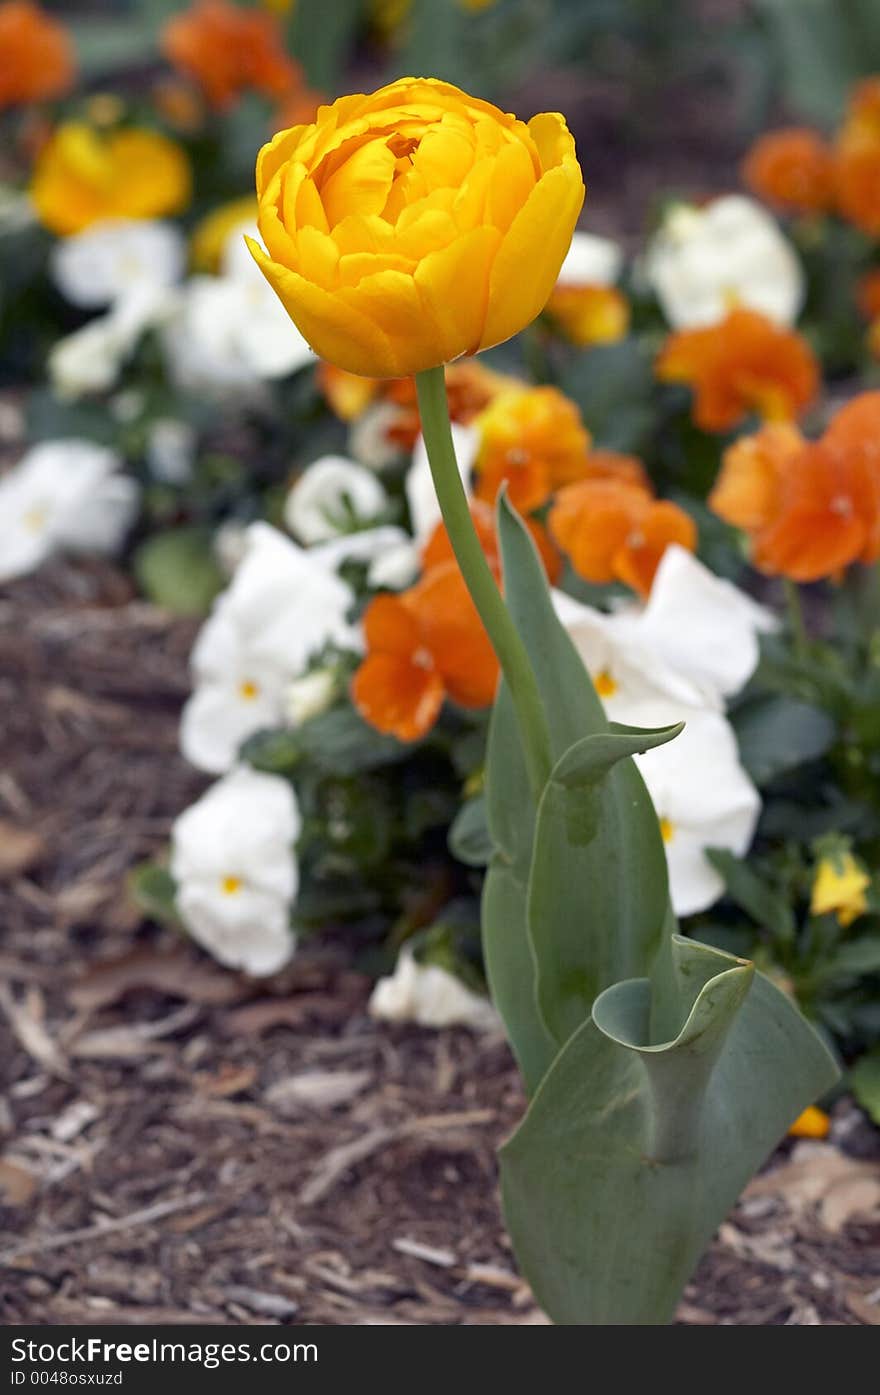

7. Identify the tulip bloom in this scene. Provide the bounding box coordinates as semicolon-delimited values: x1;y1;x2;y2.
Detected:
248;78;584;376
656;307;819;433
0;0;75;110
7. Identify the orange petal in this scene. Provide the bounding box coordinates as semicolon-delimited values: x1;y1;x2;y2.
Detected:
410;562;499;708
613;500;698;598
362;591;422;658
352;653;444;742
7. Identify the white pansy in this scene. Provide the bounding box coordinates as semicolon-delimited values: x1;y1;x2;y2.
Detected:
609;544;776;703
181;523;360;774
310;524;417;585
283;455;388;544
366;538;420;591
369;947;500;1031
644;195;804;329
285;668;337;726
171;766;300;977
50;219;185;309
0;440;137;582
406;422;479;542
620;697;761;917
146;417;196;485
557;230;624;287
349;400;405;471
162;223;313;391
49;283;174;400
554;589;709;718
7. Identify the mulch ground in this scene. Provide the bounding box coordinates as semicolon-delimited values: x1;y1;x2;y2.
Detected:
1;561;879;1327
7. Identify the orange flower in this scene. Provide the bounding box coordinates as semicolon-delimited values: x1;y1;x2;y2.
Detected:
843;78;880;143
162;0;300;110
835;139;880;237
317;363;383;422
0;0;75;110
712;393;880;582
422;499;562;584
549;478;697;598
473;386;591;512
352;564;499;741
318;359;516;449
656;307;819;433
857;268;880;322
544;283;630;347
710;422;804;533
582;448;651;491
741;128;835;214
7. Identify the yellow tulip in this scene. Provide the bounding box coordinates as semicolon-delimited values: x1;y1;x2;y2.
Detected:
30;122;192;237
248;77;585;377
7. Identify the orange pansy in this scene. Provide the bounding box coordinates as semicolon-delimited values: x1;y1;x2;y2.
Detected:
473;386;591;512
549;478;696;598
0;0;75;110
656;307;819;434
352;564;499;741
422;499;562;585
544;283;630;347
582;448;651;491
835;139;880;237
710;422;804;533
741;128;836;214
162;0;300;110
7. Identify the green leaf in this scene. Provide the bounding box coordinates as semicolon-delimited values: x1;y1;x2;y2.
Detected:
809;935;880;986
705;847;796;942
850;1047;880;1126
128;861;179;927
244;704;409;779
528;724;682;1047
559;339;656;455
133;528;225;616
732;695;836;786
501;936;839;1325
448;795;491;869
289;0;363;89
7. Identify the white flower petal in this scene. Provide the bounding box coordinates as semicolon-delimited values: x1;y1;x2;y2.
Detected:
50;218;185;309
369;948;499;1031
557;230;624;287
284;456;388;543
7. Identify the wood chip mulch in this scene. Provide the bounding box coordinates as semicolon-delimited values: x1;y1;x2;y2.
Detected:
1;560;879;1327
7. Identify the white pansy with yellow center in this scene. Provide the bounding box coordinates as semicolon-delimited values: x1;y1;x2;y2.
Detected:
0;440;139;583
50;218;186;309
617;693;760;917
644;194;804;329
370;946;500;1031
554;589;708;718
283;455;388;544
608;544;776;704
180;523;360;773
171;766;301;977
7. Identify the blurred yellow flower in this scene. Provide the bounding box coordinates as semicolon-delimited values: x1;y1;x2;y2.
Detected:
545;283;629;347
810;851;871;928
192;196;258;271
249;77;584;376
30;123;191;236
788;1105;830;1139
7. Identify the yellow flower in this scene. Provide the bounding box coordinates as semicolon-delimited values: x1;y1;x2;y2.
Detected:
544;283;629;347
248;77;584;377
788;1105;830;1140
191;196;259;272
810;852;871;928
30;123;191;236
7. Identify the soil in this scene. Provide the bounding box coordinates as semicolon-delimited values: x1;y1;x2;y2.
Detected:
1;562;879;1327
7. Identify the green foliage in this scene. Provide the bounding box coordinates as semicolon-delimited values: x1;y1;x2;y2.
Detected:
128;861;179;927
133;527;225;615
485;495;838;1324
753;0;880;128
850;1047;880;1125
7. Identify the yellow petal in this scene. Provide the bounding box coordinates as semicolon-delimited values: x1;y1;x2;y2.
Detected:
296;225;340;289
527;110;578;171
487;138;536;232
246;238;397;376
414;224;502;363
257;125;309;198
338;270;447;374
481;161;584;351
319;135;397;227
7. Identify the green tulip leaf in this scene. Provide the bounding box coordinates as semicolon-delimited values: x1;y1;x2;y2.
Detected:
501;936;839;1326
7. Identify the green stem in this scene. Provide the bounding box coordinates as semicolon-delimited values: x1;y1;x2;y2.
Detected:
415;365;552;798
783;577;808;659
